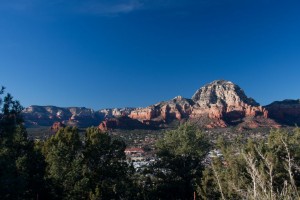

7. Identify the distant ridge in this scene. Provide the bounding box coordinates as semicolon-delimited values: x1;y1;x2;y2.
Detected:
22;80;300;130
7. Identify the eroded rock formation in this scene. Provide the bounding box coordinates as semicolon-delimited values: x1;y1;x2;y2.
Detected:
265;100;300;126
190;80;269;127
51;121;66;132
98;116;151;132
129;96;194;123
22;80;298;130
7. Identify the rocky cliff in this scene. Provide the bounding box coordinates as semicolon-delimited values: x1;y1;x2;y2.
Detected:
265;100;300;126
22;80;299;130
190;80;269;127
51;121;66;132
129;96;194;123
22;106;100;127
128;80;272;129
98;116;152;132
22;106;134;127
97;108;135;119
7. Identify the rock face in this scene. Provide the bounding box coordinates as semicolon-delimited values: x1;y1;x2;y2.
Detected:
22;80;299;130
97;108;135;119
98;116;151;132
51;122;66;132
129;96;194;123
190;80;268;127
265;100;300;126
22;106;135;128
127;80;273;129
23;106;102;127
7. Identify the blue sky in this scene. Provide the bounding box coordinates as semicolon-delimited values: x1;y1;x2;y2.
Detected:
0;0;299;109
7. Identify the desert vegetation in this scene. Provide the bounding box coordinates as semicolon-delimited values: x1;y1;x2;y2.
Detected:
200;128;300;200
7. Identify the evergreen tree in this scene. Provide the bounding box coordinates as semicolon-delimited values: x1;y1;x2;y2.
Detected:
145;123;211;200
200;128;300;200
0;87;46;199
42;126;87;200
43;126;136;200
83;127;136;200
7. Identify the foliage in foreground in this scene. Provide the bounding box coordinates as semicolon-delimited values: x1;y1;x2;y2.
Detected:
0;87;136;200
200;128;300;200
0;87;46;199
137;123;211;200
42;126;137;200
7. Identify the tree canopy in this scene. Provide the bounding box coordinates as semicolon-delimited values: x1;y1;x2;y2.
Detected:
140;123;211;200
42;126;136;200
200;128;300;200
0;87;45;199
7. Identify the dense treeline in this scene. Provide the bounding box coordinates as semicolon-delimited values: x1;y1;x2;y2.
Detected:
0;87;45;199
1;88;300;200
0;88;136;199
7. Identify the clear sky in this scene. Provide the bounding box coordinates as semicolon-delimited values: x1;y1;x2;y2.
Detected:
0;0;299;110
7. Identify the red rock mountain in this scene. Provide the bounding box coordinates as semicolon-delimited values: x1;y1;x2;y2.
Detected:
265;100;300;126
22;80;299;130
51;122;66;132
129;96;194;122
23;106;101;127
22;106;134;128
127;80;274;129
98;116;152;132
190;80;269;128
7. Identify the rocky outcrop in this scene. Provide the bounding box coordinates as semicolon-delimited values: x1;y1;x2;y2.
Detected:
23;80;298;130
265;100;300;126
22;106;135;128
236;116;281;131
127;80;273;129
129;96;194;122
129;107;157;121
22;106;102;127
190;80;268;127
98;116;151;132
51;121;66;132
97;108;135;118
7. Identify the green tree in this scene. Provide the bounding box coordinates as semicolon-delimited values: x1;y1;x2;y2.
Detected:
145;123;210;200
43;126;87;200
0;87;46;199
84;127;136;200
43;126;137;200
201;128;300;200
